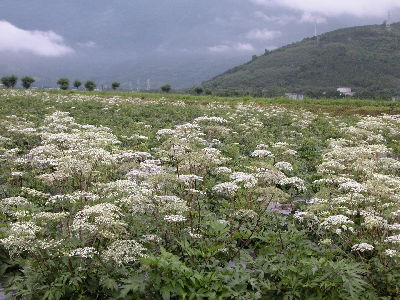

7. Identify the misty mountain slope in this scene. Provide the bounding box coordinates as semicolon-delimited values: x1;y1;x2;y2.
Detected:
203;22;400;93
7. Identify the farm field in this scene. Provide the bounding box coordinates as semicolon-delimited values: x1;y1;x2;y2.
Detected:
0;89;400;299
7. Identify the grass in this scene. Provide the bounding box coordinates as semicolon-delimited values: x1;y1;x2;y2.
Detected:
39;89;400;115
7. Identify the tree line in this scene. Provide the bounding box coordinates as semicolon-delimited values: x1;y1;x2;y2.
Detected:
1;75;209;95
161;84;208;95
0;75;122;91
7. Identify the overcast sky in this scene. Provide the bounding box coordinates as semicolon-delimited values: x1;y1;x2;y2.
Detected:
1;0;400;88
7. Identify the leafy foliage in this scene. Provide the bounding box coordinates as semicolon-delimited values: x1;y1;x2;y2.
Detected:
57;78;69;90
85;80;96;91
161;84;171;93
21;76;35;89
1;75;18;89
111;81;120;90
73;80;82;89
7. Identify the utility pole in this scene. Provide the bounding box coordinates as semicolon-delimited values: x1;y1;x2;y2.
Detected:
386;11;391;31
314;22;320;46
137;79;141;91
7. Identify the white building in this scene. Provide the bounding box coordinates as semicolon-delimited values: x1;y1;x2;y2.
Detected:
0;84;4;89
337;87;354;96
285;93;304;100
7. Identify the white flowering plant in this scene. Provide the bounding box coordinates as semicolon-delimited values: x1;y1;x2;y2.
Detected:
0;89;399;299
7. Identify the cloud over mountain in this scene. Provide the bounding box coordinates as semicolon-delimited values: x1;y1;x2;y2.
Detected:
0;20;74;57
246;29;281;40
250;0;400;17
208;43;255;53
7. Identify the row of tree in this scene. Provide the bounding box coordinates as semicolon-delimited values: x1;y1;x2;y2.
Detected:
56;78;97;91
161;84;208;95
2;75;209;96
2;75;207;95
1;75;34;89
0;75;122;92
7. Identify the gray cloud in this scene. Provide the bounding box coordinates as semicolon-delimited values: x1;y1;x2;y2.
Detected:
254;12;298;25
250;0;400;17
77;41;96;48
0;20;74;57
208;43;255;53
246;29;281;40
299;13;327;24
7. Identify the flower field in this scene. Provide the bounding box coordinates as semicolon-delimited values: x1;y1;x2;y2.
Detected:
0;90;399;299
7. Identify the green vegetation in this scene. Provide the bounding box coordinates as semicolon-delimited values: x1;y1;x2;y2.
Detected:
112;81;120;90
38;89;400;116
73;80;82;89
1;75;18;89
85;80;96;91
57;78;69;90
161;84;171;93
0;89;399;299
193;86;204;95
204;22;400;99
21;76;35;89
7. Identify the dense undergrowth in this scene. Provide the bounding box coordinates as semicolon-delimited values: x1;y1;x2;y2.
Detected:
0;90;399;299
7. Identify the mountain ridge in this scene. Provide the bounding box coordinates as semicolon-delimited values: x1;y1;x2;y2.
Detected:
202;22;400;97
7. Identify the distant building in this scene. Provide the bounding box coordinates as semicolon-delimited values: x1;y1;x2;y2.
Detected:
392;96;400;101
0;84;4;89
337;87;354;96
285;93;304;100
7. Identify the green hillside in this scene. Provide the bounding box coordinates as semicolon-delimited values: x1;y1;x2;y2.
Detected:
203;22;400;97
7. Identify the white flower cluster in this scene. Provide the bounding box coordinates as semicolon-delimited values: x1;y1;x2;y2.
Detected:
320;215;354;233
362;214;387;229
274;161;293;172
256;167;286;185
102;240;147;265
338;181;366;193
69;247;98;259
177;174;203;185
164;214;186;223
194;116;228;124
384;249;399;257
212;182;239;197
0;196;31;211
384;234;400;244
214;167;232;175
251;149;274;158
279;176;306;192
21;187;50;199
141;234;162;243
230;172;257;188
351;243;374;252
0;221;42;255
71;203;125;239
155;195;189;215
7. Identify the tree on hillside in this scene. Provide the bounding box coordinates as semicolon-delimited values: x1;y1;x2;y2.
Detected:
1;75;18;88
85;80;96;91
57;78;69;90
161;84;171;93
111;82;120;90
21;76;35;89
193;86;204;95
73;80;82;89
